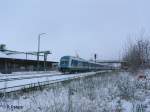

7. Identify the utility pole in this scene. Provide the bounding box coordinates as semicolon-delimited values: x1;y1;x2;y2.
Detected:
37;33;46;71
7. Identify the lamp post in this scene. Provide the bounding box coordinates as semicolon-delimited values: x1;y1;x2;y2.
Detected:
37;33;46;71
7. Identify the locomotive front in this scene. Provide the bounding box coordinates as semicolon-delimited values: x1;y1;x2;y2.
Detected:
59;56;71;73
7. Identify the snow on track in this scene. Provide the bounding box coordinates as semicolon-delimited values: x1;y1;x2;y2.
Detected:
0;72;62;81
0;70;110;92
0;71;60;78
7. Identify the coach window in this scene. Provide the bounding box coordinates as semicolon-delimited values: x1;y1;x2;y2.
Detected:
71;60;78;67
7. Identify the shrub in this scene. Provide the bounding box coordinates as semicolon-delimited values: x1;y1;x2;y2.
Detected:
116;75;136;100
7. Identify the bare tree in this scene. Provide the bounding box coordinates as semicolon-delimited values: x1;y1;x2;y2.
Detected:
122;36;150;70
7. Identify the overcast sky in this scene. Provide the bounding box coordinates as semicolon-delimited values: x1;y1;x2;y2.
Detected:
0;0;150;61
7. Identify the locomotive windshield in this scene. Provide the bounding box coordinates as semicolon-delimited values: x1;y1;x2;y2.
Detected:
60;60;69;66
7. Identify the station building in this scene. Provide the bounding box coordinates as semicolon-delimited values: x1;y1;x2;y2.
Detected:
0;53;58;74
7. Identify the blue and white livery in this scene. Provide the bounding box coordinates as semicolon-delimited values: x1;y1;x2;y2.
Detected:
59;56;111;73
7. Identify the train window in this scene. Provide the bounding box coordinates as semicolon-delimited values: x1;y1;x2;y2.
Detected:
82;62;84;66
83;62;88;67
83;62;86;66
71;60;78;67
90;63;92;67
78;61;83;67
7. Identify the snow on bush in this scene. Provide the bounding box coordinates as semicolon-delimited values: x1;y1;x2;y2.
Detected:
116;74;136;100
1;71;150;112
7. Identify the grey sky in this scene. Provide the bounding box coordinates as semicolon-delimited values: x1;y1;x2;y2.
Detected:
0;0;150;61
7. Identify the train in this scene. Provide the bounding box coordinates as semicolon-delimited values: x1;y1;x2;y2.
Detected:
59;56;113;73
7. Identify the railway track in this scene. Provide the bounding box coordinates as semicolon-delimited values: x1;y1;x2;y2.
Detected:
0;73;63;82
0;71;59;78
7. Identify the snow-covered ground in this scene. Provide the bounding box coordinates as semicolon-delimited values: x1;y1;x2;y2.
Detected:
0;70;150;112
0;71;107;92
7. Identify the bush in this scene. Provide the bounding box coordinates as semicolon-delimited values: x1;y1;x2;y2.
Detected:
116;75;136;100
